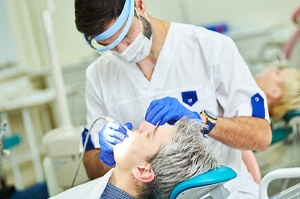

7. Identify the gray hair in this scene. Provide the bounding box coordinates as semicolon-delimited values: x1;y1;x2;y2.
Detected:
137;117;220;199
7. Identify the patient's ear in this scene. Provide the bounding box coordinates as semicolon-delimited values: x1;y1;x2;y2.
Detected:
267;87;283;100
132;164;155;183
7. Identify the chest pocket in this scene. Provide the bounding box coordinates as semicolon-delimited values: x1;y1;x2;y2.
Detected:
182;91;198;106
156;84;218;114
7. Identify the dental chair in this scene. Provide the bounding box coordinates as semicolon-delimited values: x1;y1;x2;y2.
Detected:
271;109;300;145
259;109;300;199
259;168;300;199
0;121;21;198
258;6;300;69
170;166;237;199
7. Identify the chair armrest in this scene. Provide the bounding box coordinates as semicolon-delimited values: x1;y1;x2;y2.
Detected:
259;168;300;199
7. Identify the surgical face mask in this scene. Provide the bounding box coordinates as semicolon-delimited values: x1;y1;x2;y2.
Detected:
116;11;153;63
118;33;152;62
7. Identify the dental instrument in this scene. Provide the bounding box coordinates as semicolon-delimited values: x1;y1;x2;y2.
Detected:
154;120;162;132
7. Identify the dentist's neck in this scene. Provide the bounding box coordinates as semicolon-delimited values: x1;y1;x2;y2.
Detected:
136;16;170;81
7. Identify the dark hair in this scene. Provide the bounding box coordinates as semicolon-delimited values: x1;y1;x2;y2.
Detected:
74;0;126;44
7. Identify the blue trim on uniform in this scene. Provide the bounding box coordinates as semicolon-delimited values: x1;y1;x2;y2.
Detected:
181;91;198;107
81;128;95;151
251;93;265;119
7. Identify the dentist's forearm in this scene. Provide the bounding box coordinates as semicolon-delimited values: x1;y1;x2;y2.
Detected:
209;116;272;151
83;149;112;180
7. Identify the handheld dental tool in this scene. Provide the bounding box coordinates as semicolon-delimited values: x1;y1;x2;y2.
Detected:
154;120;161;132
100;116;132;136
70;115;132;188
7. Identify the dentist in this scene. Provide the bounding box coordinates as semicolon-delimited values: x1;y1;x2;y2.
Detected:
74;0;272;198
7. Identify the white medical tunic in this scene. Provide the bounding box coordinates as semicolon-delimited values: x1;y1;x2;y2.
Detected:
84;22;269;198
50;169;114;199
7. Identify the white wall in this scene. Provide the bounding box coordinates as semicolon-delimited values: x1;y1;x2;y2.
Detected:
146;0;299;30
0;0;17;67
2;0;300;68
3;0;96;68
50;0;96;65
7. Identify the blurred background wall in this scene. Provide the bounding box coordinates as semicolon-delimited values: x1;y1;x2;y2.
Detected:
1;0;299;68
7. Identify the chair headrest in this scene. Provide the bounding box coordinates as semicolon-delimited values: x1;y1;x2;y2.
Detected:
283;109;300;123
170;166;237;199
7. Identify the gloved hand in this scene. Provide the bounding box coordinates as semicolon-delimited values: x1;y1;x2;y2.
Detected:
145;97;201;125
99;121;132;166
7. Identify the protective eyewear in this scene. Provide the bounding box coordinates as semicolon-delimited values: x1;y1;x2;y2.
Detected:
84;0;134;52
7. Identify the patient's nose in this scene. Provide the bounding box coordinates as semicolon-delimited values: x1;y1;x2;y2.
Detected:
138;121;155;133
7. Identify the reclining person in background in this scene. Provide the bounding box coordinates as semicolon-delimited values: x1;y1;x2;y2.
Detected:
255;65;300;121
51;117;220;199
242;65;300;184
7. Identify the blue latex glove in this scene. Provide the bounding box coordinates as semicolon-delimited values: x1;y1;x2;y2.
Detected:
98;121;132;166
145;97;201;125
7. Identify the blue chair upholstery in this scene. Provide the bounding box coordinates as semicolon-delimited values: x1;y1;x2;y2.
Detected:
284;109;300;123
170;166;237;199
271;109;300;144
272;128;290;144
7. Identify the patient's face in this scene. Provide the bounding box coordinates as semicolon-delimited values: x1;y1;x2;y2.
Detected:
255;66;294;93
114;121;173;169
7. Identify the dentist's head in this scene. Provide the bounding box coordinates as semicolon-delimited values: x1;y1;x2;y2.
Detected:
75;0;153;63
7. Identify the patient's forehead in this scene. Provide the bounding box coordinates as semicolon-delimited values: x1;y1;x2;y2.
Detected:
139;121;174;143
257;66;292;83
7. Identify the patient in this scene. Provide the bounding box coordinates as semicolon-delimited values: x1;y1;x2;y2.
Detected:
255;65;300;121
51;117;219;199
242;65;300;184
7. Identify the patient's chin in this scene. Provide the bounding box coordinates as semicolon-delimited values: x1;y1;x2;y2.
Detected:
114;138;130;157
